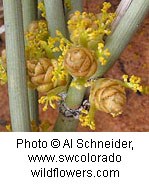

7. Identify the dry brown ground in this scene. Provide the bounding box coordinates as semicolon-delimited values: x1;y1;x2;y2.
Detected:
0;0;149;132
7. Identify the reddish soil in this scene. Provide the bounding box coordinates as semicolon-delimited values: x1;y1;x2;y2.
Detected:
0;0;149;132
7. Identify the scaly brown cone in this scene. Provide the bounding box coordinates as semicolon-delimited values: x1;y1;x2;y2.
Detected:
27;58;55;93
89;78;126;117
64;47;97;78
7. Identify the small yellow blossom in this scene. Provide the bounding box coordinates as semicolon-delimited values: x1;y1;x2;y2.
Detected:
5;124;12;132
39;94;61;110
96;43;111;65
101;2;111;13
122;74;143;92
79;109;95;130
51;62;68;86
38;2;46;18
25;20;49;60
68;2;115;49
0;59;7;85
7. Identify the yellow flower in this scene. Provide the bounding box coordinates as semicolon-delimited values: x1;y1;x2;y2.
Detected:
5;124;12;132
122;74;143;93
39;94;61;111
68;3;115;49
0;59;7;85
25;20;49;60
38;2;46;18
96;43;111;65
51;62;68;85
101;2;111;13
79;109;95;130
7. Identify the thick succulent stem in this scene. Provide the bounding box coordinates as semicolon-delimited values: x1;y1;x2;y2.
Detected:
22;0;39;125
3;0;30;131
55;0;149;132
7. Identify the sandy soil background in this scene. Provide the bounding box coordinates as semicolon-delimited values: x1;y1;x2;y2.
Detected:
0;0;149;132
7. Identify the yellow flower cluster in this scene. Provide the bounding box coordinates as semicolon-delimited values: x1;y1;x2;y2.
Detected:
51;61;68;85
38;94;61;110
25;20;49;60
68;2;115;49
56;30;72;56
46;30;71;84
0;59;7;85
47;37;60;53
122;74;143;92
101;2;116;29
79;109;95;130
38;2;46;18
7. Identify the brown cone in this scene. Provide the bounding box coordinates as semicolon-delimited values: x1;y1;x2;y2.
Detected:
27;58;54;93
89;78;126;117
64;47;97;78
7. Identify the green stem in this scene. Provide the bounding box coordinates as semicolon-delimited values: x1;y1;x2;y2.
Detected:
111;0;133;32
55;0;149;131
22;0;38;32
3;0;31;131
44;0;67;37
53;0;83;132
69;0;83;14
22;0;39;125
94;0;149;78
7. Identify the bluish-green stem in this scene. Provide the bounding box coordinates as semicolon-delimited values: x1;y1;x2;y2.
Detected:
94;0;149;78
44;0;67;37
3;0;31;131
22;0;39;125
